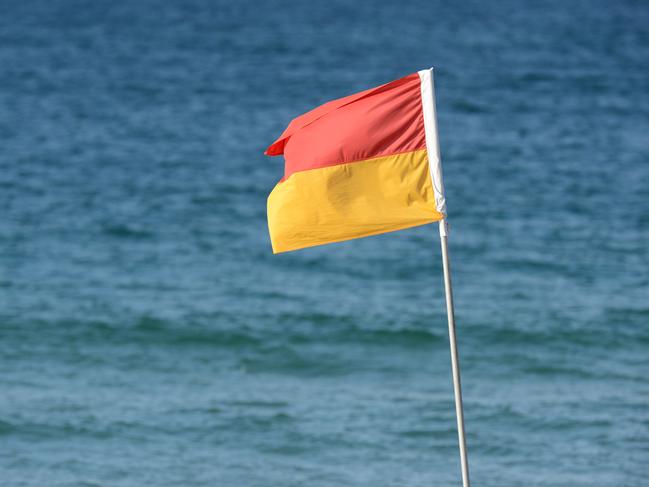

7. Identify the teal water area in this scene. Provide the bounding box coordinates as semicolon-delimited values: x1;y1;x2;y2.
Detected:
1;1;648;486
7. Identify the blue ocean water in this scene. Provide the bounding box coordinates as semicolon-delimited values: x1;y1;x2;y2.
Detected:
1;1;648;485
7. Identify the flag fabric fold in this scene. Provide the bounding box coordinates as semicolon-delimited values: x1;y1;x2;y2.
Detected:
266;69;446;253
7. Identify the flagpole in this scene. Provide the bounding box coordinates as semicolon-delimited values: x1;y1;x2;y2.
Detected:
418;67;470;487
439;219;470;487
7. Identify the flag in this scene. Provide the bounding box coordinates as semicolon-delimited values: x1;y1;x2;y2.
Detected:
265;68;446;253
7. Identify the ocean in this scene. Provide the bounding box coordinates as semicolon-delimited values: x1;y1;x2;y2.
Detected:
1;1;648;486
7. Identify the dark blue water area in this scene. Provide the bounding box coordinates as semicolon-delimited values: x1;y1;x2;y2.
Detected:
1;1;648;486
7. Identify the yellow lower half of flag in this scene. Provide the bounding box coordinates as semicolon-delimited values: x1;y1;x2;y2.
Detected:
267;149;444;253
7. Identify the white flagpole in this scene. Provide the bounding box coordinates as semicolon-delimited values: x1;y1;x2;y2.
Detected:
439;219;470;487
418;68;470;487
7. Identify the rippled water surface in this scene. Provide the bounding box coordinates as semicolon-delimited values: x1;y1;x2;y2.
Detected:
1;1;648;486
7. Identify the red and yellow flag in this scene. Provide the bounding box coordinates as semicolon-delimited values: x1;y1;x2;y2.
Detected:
265;69;447;253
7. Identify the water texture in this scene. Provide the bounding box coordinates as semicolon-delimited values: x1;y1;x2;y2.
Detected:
1;1;648;486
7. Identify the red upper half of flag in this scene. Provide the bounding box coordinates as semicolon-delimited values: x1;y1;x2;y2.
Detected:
265;73;426;180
